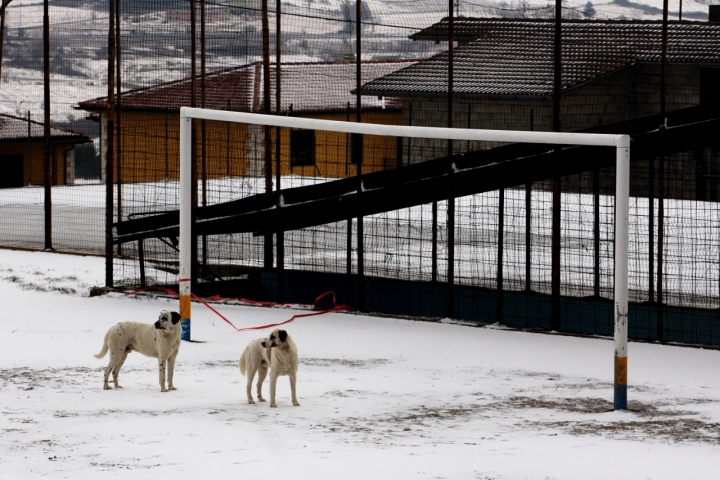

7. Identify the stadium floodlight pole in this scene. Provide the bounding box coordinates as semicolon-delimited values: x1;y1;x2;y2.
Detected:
179;113;193;340
178;108;630;405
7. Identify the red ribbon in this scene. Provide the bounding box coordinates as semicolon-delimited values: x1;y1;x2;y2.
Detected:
127;286;349;332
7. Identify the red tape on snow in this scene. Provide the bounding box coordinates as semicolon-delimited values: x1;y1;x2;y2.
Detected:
126;287;348;332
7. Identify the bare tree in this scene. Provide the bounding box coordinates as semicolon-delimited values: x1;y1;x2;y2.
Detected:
0;0;14;91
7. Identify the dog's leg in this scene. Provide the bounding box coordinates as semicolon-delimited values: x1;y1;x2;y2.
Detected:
158;357;168;392
256;364;268;402
269;371;279;408
166;350;178;391
103;349;121;390
289;372;300;406
111;350;129;389
246;367;257;404
103;363;114;390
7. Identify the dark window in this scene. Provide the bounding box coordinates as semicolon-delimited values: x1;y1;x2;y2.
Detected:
0;155;24;188
290;129;315;166
700;68;720;104
350;133;363;165
395;136;403;169
696;147;720;201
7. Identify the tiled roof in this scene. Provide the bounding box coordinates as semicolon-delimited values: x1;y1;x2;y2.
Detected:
78;61;416;115
362;19;720;98
0;113;89;142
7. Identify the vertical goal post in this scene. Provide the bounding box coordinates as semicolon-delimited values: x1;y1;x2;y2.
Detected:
178;106;631;410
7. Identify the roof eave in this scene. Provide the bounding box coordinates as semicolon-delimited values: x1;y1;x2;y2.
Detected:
77;104;185;113
635;61;720;68
76;104;401;116
0;136;90;144
409;34;479;43
359;89;552;101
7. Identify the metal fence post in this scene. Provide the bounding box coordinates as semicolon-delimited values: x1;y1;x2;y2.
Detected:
27;111;32;185
446;0;455;318
356;0;364;312
551;0;563;331
190;0;198;288
275;0;284;303
447;171;455;318
657;0;669;342
43;0;52;251
105;0;116;287
262;0;273;270
649;157;655;303
594;167;600;297
138;239;146;287
525;109;533;296
497;187;504;323
115;0;123;256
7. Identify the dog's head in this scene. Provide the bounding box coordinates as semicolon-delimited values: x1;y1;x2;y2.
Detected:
154;310;181;330
261;329;288;348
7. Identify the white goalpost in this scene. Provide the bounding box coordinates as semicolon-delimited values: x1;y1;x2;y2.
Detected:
178;106;631;410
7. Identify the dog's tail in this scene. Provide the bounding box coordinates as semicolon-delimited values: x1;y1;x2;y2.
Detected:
94;331;110;359
239;348;248;376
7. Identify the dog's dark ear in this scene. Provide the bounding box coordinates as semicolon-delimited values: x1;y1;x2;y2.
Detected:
278;330;287;342
171;311;181;324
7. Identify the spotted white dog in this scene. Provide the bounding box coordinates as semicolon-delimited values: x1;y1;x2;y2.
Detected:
94;310;182;392
239;329;300;407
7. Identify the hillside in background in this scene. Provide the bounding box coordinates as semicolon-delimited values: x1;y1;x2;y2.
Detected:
0;0;713;136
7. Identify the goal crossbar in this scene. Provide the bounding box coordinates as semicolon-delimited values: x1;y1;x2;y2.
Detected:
181;107;630;148
178;107;630;411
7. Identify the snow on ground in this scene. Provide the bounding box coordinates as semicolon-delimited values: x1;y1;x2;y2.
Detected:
0;248;719;479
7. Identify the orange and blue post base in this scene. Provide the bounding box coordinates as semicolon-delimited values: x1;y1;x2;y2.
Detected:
179;278;191;342
614;354;627;410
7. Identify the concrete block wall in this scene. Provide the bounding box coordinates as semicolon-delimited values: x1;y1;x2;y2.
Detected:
402;96;552;164
399;63;709;200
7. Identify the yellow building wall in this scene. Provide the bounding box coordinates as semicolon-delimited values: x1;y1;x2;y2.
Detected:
1;141;72;186
110;111;252;183
107;110;401;183
272;111;402;179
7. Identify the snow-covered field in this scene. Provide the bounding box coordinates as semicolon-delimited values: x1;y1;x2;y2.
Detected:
0;248;718;478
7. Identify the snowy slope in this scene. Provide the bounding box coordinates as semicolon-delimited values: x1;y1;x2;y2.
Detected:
1;0;713;124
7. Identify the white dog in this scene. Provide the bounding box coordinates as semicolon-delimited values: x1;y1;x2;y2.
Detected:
94;310;182;392
239;329;299;407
